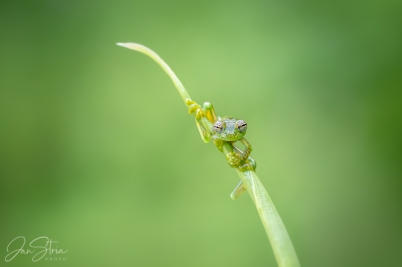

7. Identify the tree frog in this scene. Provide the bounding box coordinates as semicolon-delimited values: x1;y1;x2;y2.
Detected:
187;100;256;199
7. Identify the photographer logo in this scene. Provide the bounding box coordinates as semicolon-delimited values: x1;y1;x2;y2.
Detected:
5;236;68;262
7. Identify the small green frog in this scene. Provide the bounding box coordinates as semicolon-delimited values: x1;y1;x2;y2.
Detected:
212;116;253;167
187;100;256;199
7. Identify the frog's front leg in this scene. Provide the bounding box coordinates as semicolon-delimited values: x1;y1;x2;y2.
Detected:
234;143;257;171
222;137;253;169
236;137;252;162
186;99;217;143
221;142;242;168
201;102;218;124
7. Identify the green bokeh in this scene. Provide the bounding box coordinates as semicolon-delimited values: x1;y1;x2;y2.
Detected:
1;1;401;266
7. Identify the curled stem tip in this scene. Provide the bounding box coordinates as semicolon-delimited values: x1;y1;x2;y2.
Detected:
117;42;191;104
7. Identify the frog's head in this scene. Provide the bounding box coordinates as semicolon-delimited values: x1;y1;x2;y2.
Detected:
212;117;247;141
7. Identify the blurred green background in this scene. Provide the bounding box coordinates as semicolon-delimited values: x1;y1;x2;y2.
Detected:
1;0;401;266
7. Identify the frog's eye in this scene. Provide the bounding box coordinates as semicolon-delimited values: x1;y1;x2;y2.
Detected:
213;121;224;133
236;120;247;132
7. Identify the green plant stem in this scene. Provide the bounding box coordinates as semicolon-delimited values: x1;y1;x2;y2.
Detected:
118;42;300;267
236;170;300;267
117;43;191;104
